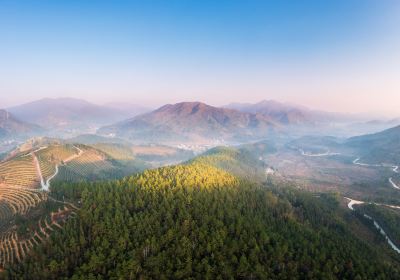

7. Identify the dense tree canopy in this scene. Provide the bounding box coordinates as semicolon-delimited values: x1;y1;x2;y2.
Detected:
6;151;400;279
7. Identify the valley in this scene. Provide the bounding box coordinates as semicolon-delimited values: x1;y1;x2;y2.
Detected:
4;145;400;279
1;99;400;278
2;1;400;277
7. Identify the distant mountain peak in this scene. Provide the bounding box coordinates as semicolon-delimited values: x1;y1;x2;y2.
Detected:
225;99;358;125
6;98;146;130
0;109;42;139
157;101;207;110
98;101;278;143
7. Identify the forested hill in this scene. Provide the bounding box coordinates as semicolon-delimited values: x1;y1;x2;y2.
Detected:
188;146;267;182
345;125;400;164
6;149;400;279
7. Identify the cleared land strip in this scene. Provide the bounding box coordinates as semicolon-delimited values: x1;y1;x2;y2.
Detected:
32;145;84;191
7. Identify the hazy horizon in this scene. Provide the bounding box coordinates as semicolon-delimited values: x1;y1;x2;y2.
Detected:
2;96;398;120
2;2;400;276
1;0;399;117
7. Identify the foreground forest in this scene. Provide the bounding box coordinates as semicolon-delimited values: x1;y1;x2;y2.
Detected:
4;148;400;279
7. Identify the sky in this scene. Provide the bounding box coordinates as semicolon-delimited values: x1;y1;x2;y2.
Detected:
0;0;399;116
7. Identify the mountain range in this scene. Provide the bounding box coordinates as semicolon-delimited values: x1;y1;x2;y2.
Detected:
225;100;314;125
7;98;146;129
4;98;398;143
0;109;41;139
225;100;365;125
346;124;400;164
98;102;280;143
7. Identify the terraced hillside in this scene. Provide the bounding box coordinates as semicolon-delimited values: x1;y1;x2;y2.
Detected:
0;141;146;272
56;144;145;182
0;186;46;218
35;145;78;181
55;147;115;181
0;143;77;190
0;200;77;270
36;145;77;163
0;183;78;270
0;143;81;271
2;142;145;188
0;155;39;188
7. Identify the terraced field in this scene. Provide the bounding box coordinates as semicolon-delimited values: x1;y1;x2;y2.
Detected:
36;145;77;181
36;144;77;163
56;147;117;182
0;186;46;218
0;155;39;188
0;144;81;270
0;185;49;270
0;205;76;269
0;186;77;269
0;142;144;270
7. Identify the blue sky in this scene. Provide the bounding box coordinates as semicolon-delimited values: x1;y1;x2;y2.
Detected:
0;0;399;116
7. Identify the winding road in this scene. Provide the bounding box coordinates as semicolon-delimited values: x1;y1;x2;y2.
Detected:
31;151;46;189
353;157;383;167
32;145;83;191
299;149;400;254
298;148;341;157
63;145;83;163
22;146;48;158
298;150;400;191
41;165;59;191
345;197;400;254
353;157;400;190
350;157;400;253
389;178;400;190
345;197;364;210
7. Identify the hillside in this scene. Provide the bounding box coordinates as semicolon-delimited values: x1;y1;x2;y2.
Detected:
346;125;400;164
189;146;267;182
226;100;314;125
53;144;147;183
226;100;359;126
7;149;400;279
7;98;135;130
0;140;150;271
98;102;278;143
0;110;41;139
0;142;81;271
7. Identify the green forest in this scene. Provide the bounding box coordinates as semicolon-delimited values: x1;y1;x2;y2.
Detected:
5;149;400;279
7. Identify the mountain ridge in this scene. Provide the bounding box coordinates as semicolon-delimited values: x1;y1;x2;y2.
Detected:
225;99;367;125
98;101;280;143
0;109;42;139
7;98;143;129
346;125;400;164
